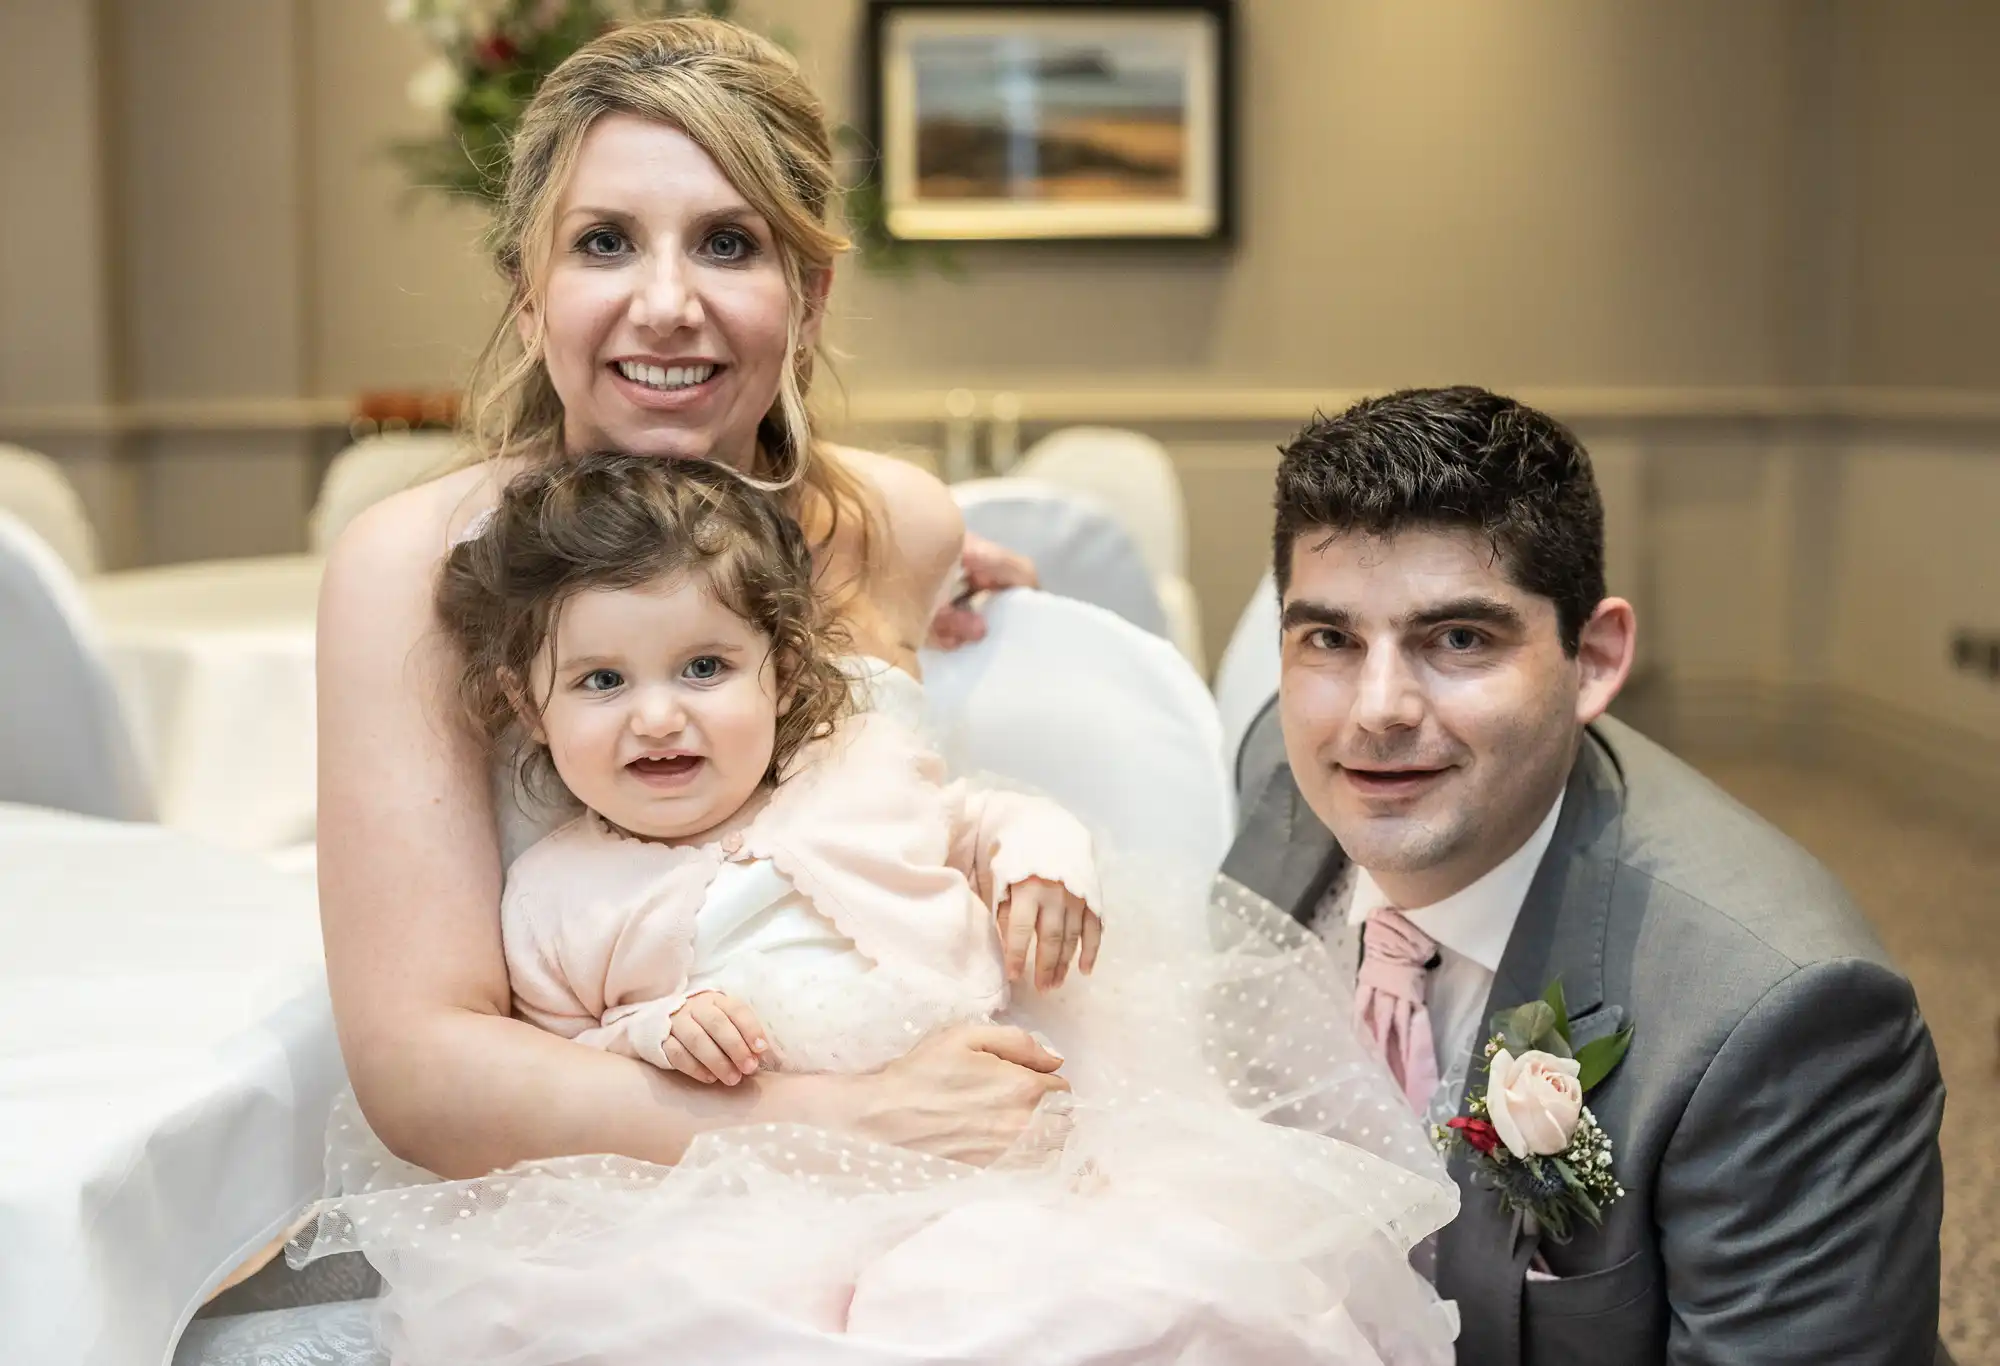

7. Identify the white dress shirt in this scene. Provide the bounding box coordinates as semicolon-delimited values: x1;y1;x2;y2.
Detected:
1316;792;1566;1117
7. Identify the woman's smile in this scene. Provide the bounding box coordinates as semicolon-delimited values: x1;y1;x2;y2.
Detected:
608;356;727;412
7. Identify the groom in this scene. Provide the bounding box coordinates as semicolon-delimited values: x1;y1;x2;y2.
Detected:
1223;387;1946;1365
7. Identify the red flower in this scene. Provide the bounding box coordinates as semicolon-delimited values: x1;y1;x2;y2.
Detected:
1447;1117;1502;1156
473;33;519;69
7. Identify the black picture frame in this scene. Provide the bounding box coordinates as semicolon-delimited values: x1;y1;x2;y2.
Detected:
861;0;1237;245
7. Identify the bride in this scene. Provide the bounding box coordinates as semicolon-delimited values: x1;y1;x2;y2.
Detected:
317;15;1059;1185
305;15;1455;1363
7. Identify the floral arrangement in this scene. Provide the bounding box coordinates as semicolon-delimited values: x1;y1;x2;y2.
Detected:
1435;981;1634;1244
387;0;922;269
390;0;729;202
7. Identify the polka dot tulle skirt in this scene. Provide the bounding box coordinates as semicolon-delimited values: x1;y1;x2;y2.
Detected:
290;874;1461;1365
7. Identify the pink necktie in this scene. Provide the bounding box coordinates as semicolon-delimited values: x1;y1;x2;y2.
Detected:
1354;907;1440;1113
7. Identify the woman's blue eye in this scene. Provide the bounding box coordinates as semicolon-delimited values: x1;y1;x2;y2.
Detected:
684;656;724;682
578;227;628;258
704;228;755;262
581;668;623;691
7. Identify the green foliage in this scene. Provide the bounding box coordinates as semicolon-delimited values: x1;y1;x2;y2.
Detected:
1574;1026;1634;1092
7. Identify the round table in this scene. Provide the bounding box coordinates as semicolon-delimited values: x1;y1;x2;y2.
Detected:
0;805;340;1366
84;555;324;851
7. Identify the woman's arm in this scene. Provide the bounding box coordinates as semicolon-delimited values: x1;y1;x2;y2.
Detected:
827;447;971;661
316;474;1065;1178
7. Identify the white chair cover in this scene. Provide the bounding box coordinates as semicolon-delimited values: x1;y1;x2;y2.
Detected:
0;511;151;820
919;588;1233;873
952;478;1171;643
1212;570;1281;785
1017;427;1187;581
309;433;463;553
1017;429;1205;668
0;443;99;577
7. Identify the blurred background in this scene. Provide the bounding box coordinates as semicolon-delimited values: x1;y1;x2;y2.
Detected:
0;1;1993;1359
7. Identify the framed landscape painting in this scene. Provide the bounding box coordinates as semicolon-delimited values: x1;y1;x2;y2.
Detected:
865;1;1235;243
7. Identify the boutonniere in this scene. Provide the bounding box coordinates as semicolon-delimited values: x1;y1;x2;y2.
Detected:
1433;980;1635;1244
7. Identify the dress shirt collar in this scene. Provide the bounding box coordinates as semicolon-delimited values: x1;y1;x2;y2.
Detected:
1345;791;1566;972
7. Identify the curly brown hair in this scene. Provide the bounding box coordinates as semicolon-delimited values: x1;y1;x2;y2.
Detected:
436;451;853;805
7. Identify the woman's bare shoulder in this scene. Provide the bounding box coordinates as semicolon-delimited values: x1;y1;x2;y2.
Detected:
827;445;964;593
321;460;519;604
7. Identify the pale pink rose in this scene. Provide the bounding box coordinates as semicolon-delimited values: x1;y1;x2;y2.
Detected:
1484;1048;1584;1158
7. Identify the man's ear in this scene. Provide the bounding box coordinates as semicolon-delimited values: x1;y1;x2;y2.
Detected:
1574;597;1637;726
501;667;547;745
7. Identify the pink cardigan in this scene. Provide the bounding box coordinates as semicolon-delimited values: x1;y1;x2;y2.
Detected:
500;710;1103;1066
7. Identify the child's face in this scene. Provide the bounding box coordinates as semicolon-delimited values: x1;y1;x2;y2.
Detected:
529;574;781;842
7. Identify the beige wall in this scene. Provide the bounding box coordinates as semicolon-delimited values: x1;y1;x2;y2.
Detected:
0;0;115;410
1832;444;2000;737
10;1;2000;405
109;0;307;401
2;0;1997;782
281;0;1837;396
305;1;503;396
819;0;1815;392
1849;2;2000;388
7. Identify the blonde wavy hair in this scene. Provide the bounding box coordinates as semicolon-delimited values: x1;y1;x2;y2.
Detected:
462;16;873;583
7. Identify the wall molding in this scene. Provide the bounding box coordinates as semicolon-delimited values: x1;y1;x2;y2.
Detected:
11;385;2000;438
1645;680;2000;839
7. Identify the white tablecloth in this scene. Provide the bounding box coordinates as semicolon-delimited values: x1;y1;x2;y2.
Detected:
0;805;343;1366
85;556;324;851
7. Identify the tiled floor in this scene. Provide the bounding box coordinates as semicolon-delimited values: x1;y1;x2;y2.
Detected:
1691;757;1999;1366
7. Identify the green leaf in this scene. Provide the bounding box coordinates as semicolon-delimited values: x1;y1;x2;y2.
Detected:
1541;978;1572;1046
1495;1001;1571;1059
1574;1026;1634;1092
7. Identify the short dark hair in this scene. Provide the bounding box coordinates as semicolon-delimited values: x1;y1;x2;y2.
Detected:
1272;386;1606;654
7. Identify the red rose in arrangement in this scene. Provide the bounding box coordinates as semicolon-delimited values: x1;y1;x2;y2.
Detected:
1446;1117;1501;1156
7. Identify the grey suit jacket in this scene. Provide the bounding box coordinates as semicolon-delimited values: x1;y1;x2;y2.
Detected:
1223;707;1946;1366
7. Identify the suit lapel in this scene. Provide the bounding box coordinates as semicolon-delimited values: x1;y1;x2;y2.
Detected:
1436;727;1628;1366
1220;762;1346;925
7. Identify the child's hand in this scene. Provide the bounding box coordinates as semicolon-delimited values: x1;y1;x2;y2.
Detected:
664;991;769;1085
997;877;1102;992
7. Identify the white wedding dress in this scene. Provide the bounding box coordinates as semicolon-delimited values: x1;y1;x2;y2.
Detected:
286;658;1461;1366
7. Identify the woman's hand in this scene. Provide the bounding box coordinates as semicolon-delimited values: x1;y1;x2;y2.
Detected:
844;1024;1069;1165
998;877;1102;992
927;533;1039;649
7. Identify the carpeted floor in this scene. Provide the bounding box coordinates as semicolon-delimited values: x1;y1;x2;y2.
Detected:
1690;756;1999;1366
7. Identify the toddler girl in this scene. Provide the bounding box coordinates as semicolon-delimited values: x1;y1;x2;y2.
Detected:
434;451;1102;1085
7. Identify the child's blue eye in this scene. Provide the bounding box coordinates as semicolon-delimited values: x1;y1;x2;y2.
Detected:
581;668;623;692
684;656;724;682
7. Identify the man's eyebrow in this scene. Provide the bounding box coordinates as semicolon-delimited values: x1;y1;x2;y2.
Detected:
1279;600;1353;632
1404;597;1526;632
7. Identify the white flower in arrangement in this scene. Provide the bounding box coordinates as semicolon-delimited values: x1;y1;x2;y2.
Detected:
407;57;464;115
